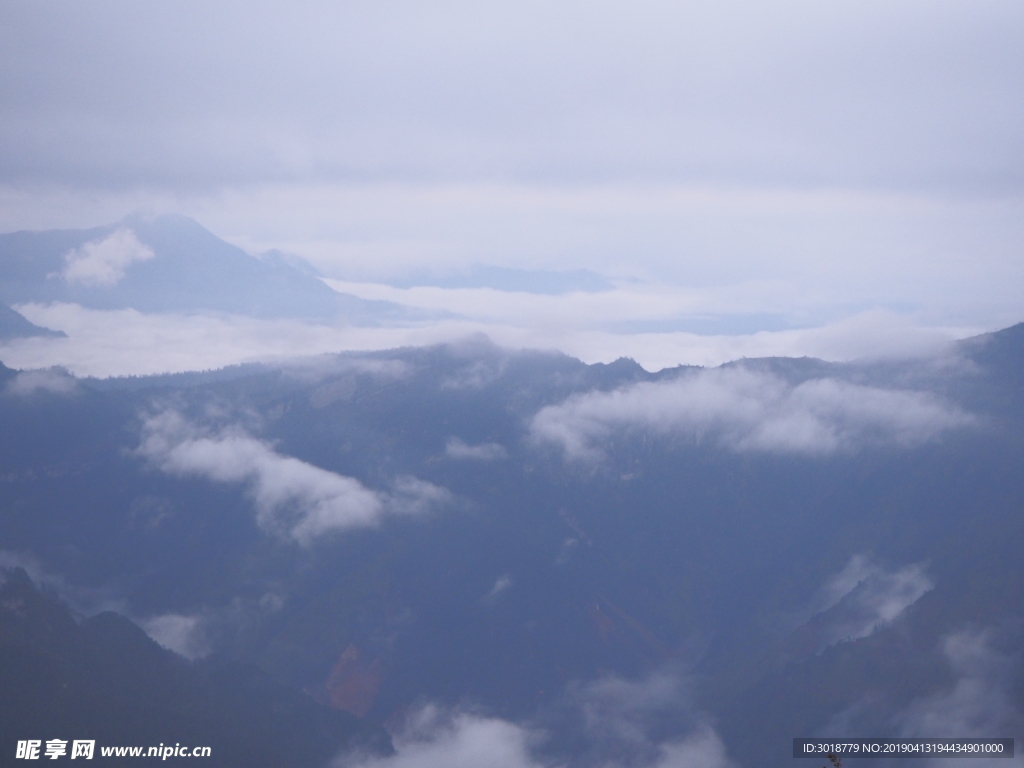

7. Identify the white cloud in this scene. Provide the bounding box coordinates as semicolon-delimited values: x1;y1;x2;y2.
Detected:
531;366;973;460
0;302;979;379
338;705;545;768
447;437;508;462
573;670;687;745
2;0;1023;354
338;670;734;768
0;550;126;615
558;669;736;768
897;630;1024;768
136;410;450;545
1;303;419;377
482;574;514;604
321;280;976;362
388;475;454;517
4;367;77;395
813;554;884;614
809;556;934;647
823;626;1024;764
3;2;1021;194
651;729;733;768
141;613;210;659
61;229;154;287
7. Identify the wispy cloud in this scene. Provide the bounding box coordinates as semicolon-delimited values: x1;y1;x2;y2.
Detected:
141;613;210;660
553;668;735;768
531;367;973;461
446;437;508;462
804;555;934;648
0;550;125;615
338;668;734;768
0;302;975;378
482;574;514;604
4;367;77;395
338;705;545;768
61;229;154;287
897;630;1022;751
136;410;451;545
821;628;1024;768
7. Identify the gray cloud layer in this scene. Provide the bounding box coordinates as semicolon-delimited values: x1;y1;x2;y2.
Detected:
827;627;1024;767
137;410;450;545
809;555;934;648
338;669;733;768
531;367;973;460
2;1;1021;192
4;367;77;395
2;2;1021;367
897;629;1023;758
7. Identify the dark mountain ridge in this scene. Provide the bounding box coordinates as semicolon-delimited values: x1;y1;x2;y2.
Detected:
0;568;391;766
1;325;1022;766
0;214;424;322
0;302;65;340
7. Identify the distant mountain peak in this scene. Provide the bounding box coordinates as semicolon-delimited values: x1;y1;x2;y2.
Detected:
0;302;66;340
0;216;429;324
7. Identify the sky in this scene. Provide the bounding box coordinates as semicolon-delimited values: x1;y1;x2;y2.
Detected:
1;0;1023;373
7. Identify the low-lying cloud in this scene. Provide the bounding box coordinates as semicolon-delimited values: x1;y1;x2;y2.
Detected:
531;367;973;460
338;669;735;768
141;613;210;660
822;627;1023;766
4;367;78;395
61;229;154;287
446;437;508;462
806;555;934;648
897;629;1022;754
338;705;545;768
553;668;734;768
136;410;450;545
1;301;978;380
0;550;126;616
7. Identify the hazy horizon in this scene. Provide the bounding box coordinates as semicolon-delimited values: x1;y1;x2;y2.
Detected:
2;1;1023;376
2;8;1024;767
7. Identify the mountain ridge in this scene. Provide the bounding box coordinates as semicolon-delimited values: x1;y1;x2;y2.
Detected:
0;215;430;323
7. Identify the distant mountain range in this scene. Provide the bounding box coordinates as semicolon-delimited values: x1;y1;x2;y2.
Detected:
0;215;427;322
0;569;391;766
0;303;65;340
1;325;1023;766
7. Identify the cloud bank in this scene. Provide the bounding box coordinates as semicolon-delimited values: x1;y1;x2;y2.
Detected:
531;367;973;460
3;2;1021;193
338;669;734;768
61;229;154;286
339;705;544;768
0;302;977;378
446;437;508;462
558;669;733;768
807;555;934;648
4;367;77;395
0;550;126;616
898;629;1022;754
3;1;1023;349
823;627;1023;767
136;410;450;545
141;613;210;660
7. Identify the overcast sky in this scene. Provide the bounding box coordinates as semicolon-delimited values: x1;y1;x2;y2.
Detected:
1;0;1023;372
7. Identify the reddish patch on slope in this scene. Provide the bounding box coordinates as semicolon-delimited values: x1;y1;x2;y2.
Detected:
323;644;382;717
